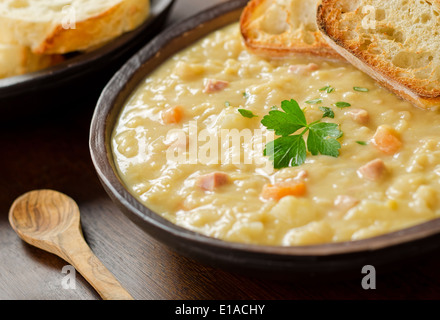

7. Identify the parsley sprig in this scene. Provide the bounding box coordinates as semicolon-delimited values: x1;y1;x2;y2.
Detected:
261;99;343;169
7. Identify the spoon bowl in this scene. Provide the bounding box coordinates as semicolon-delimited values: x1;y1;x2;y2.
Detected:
10;190;80;246
9;189;133;300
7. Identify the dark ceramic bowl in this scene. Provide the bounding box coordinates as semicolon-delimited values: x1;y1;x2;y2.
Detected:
90;0;440;280
1;0;175;117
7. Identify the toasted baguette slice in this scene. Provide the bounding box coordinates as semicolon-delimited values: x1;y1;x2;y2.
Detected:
240;0;341;59
0;43;63;79
0;0;150;55
317;0;440;110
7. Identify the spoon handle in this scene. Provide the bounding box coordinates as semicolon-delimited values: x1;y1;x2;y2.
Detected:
61;231;134;300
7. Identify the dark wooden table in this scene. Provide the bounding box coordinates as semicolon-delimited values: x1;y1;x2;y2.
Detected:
2;0;440;300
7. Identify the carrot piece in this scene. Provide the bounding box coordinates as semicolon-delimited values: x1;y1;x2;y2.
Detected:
372;125;402;155
162;106;184;124
261;181;306;201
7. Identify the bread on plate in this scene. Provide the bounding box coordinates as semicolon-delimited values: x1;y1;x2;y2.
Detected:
0;43;63;79
0;0;150;55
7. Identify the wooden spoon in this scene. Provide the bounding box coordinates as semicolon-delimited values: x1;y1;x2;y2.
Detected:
9;189;134;300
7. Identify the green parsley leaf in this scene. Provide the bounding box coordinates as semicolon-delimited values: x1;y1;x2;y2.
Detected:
243;91;250;98
238;109;258;118
307;122;343;157
261;99;343;169
305;98;323;104
261;99;307;136
319;106;335;119
356;141;368;145
264;135;307;168
320;85;335;93
353;87;369;92
335;101;351;108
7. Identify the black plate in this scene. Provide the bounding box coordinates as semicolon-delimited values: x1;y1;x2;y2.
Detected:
90;0;440;281
1;0;175;117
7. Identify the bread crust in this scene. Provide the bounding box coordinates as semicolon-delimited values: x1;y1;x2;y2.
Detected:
35;0;149;54
317;0;440;109
240;0;341;59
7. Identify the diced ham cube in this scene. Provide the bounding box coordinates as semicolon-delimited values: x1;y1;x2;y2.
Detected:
334;195;359;211
203;79;229;93
288;63;319;75
196;172;230;191
345;108;369;125
357;158;387;181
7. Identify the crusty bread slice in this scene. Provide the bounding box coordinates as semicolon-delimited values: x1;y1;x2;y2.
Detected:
240;0;341;59
0;0;150;55
0;43;63;79
317;0;440;110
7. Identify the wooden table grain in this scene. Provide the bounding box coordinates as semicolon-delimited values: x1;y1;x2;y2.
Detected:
2;0;440;300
